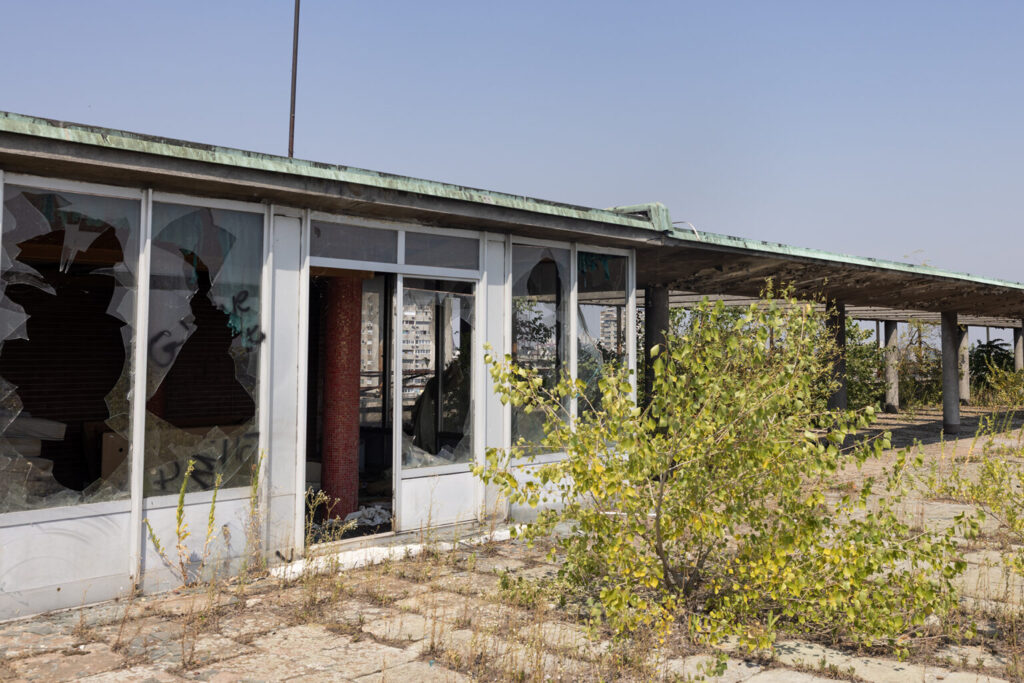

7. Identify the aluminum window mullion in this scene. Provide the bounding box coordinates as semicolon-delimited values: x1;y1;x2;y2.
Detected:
307;256;481;281
392;274;404;530
293;208;312;555
3;173;143;200
627;249;638;400
257;204;274;547
309;211;483;241
568;243;579;425
151;191;263;214
503;234;513;455
473;239;487;521
128;188;153;584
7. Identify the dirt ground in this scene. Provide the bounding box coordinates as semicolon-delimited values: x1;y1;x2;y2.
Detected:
1;408;1022;682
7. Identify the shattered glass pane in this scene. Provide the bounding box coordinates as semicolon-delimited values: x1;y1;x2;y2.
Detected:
144;203;264;496
577;252;628;415
0;186;140;513
511;245;570;448
400;279;474;469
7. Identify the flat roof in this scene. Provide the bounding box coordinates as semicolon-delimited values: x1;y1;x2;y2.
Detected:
0;111;655;234
2;110;1022;320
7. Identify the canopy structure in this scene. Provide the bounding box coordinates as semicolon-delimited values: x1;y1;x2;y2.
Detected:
630;223;1024;435
635;227;1024;323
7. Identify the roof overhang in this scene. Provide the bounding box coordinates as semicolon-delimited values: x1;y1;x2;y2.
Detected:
2;111;1022;324
0;112;667;250
637;233;1024;323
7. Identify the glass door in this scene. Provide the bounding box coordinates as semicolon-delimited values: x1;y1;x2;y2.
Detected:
394;277;478;530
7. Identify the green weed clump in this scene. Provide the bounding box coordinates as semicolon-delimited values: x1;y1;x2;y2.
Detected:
935;414;1024;578
144;459;224;587
476;293;967;656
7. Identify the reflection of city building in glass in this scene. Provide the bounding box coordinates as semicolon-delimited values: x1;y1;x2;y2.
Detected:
600;307;624;356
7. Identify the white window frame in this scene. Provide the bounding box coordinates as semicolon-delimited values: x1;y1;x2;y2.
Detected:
506;237;637;461
0;173;144;534
297;211;486;535
142;193;270;510
309;212;484;279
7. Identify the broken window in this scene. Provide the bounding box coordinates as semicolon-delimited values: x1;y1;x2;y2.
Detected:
401;279;474;469
510;245;570;447
0;186;140;512
144;203;264;495
577;252;628;414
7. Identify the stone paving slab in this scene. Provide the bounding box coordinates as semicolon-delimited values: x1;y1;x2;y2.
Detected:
434;626;591;680
79;664;185;681
935;644;1008;670
519;620;608;660
658;654;764;682
9;642;123;682
774;640;1008;683
395;590;479;622
352;659;471;682
186;652;317;681
958;550;1024;599
361;612;436;646
745;671;835;682
428;571;501;597
0;627;77;658
466;555;525;574
513;564;560;581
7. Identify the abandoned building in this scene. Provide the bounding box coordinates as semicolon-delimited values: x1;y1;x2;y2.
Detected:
2;111;1023;620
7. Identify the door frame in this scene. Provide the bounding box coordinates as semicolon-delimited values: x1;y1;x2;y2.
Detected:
296;214;485;541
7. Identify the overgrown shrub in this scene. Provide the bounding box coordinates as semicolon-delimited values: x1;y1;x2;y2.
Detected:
477;295;966;654
971;340;1022;406
845;320;884;410
933;413;1024;578
980;365;1024;408
897;321;943;409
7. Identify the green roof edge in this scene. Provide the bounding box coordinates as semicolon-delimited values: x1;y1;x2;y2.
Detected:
3;110;1022;294
0;111;654;233
665;227;1024;292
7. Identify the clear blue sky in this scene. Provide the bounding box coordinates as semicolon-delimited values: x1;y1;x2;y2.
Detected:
2;1;1022;284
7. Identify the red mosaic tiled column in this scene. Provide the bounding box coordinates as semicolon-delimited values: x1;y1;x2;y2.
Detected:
321;275;362;518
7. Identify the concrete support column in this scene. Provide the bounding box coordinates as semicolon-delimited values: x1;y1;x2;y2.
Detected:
643;285;670;405
958;325;971;405
322;275;363;518
941;312;961;435
883;320;899;413
1015;324;1023;372
826;302;847;411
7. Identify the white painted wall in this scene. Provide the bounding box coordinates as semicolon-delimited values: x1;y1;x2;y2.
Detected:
266;214;303;560
0;502;132;619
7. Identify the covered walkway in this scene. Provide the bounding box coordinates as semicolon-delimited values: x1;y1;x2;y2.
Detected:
627;208;1024;434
